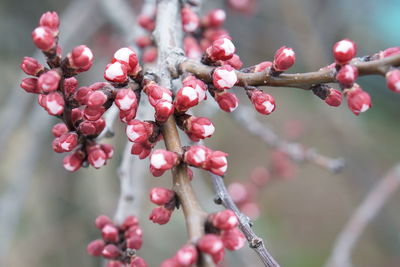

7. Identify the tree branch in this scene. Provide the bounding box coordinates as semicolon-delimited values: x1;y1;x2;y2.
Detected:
210;173;280;267
233;105;345;172
325;163;400;267
179;54;400;89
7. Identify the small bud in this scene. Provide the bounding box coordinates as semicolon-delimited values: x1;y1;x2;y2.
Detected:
63;77;78;97
184;116;215;141
181;7;200;33
206;37;235;61
183;145;210;169
325;88;342;107
142;46;157;63
149;206;172;225
208;150;228;176
131;141;153;159
119;108;137;123
126;120;153;143
68;45;93;71
150;187;175;206
127;235;143;250
101;224;119;243
182;75;207;102
198;234;224;255
381;47;400;58
44;92;64;115
86;91;108;107
174;86;200;112
38;70;61;93
39;11;59;33
336;64;358;88
87;239;105;256
138;14;155;32
149;149;179;175
211;210;238;230
88;146;107;169
221;228;245;251
203;9;226;28
254;61;272;73
136;35;152;48
20;77;40;94
74;86;93;105
333;39;357;65
52;123;68;137
115;88;138;111
184;36;202;60
63;150;84;172
121;215;139;230
104;62;128;83
112;47;141;77
20;57;44;76
224;54;243;70
249;90;276;115
346;84;372;115
32;27;55;51
83;106;105;121
58;132;78;152
143;81;173;106
101;144;114;159
273;46;296;72
386;69;400;93
160;258;180;267
155;101;174;122
228;182;249;204
102;244;120;259
95;215;113;229
130;257;148;267
213;65;238;90
176;244;198;267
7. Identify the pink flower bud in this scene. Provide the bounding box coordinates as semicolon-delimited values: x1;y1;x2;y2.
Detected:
52;123;68;137
58;132;78;152
174;86;199;112
38;70;61;93
181;7;200;33
203;9;226;28
155;101;174;122
228;182;249;204
119;108;137;123
127;235;143;250
63;150;84;172
176;244;198;266
84;106;105;121
211;249;225;264
74;86;93;105
138;14;155;31
86;239;105;256
228;0;256;14
130;257;148;267
212;210;238;230
213;65;238;90
86;91;108;107
254;61;272;73
325;88;342;107
71;108;83;124
346;84;372;115
115;88;138;111
184;116;215;141
251;167;270;186
249;90;276;115
381;47;400;58
207;37;235;61
203;28;230;42
198;234;224;255
184;145;211;169
104;62;128;83
208;150;228;176
131;141;153;159
32;26;55;51
95;215;113;229
336;64;358;88
63;77;78;96
88;146;107;169
240;202;260;220
120;215;139;230
149;206;172;225
221;228;245;251
224;54;243;70
126;120;153;143
273;46;296;72
149;187;175;205
21;77;40;94
44;92;64;115
39;11;59;33
160;258;180;267
136;35;152;48
184;36;202;60
182;75;207;102
68;45;93;71
386;69;400;93
150;149;179;175
125;225;143;238
20;57;44;76
102;244;120;259
112;47;141;77
101;144;114;159
142;47;157;63
333;39;357;65
143;82;173;107
101;224;119;243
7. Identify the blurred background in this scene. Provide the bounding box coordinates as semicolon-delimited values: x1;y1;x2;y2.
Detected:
1;0;400;266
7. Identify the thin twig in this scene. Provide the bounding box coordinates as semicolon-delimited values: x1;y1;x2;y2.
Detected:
233;105;345;172
210;173;280;267
324;163;400;267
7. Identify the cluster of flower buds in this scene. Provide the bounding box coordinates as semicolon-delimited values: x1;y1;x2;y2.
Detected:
198;209;245;264
22;11;115;171
149;187;177;225
183;145;228;176
87;215;147;267
126;119;161;159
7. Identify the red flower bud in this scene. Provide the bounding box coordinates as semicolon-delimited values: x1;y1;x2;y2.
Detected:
63;150;84;172
120;215;139;230
38;70;61;93
181;7;200;33
346;84;372;115
115;88;138;111
381;47;400;58
198;234;224;256
95;215;113;229
224;54;243;70
184;116;215;141
130;257;148;267
142;47;157;63
74;86;93;105
52;123;68;137
83;106;105;121
333;39;357;65
112;47;141;77
39;11;59;33
206;37;236;61
104;62;128;83
336;64;358;88
176;244;198;267
138;14;155;32
102;244;120;259
131;141;153;159
44;92;64;115
149;149;179;175
127;235;143;250
249;90;276;115
184;36;202;60
86;239;105;256
160;258;180;267
63;77;78;97
386;69;400;93
135;35;152;48
228;182;249;204
86;91;108;107
126;120;153;143
184;145;211;169
68;45;93;71
149;187;175;205
182;75;207;102
107;261;123;267
211;210;238;230
221;228;245;251
101;144;114;159
88;146;107;169
143;82;173;107
149;206;172;225
325;88;342;107
273;46;296;72
32;26;55;51
208;150;229;176
155;101;174;122
21;77;40;94
101;224;119;243
254;61;272;73
174;86;200;112
213;65;238;90
58;132;78;152
20;57;44;76
203;9;226;28
119;107;137;123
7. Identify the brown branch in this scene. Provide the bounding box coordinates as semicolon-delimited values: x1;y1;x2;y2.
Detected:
233;105;345;173
324;163;400;267
153;1;213;266
211;173;280;267
179;54;400;89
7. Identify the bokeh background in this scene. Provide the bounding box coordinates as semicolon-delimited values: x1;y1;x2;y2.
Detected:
1;0;400;266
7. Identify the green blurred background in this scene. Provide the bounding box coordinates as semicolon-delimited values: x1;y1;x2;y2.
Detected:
1;0;400;266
